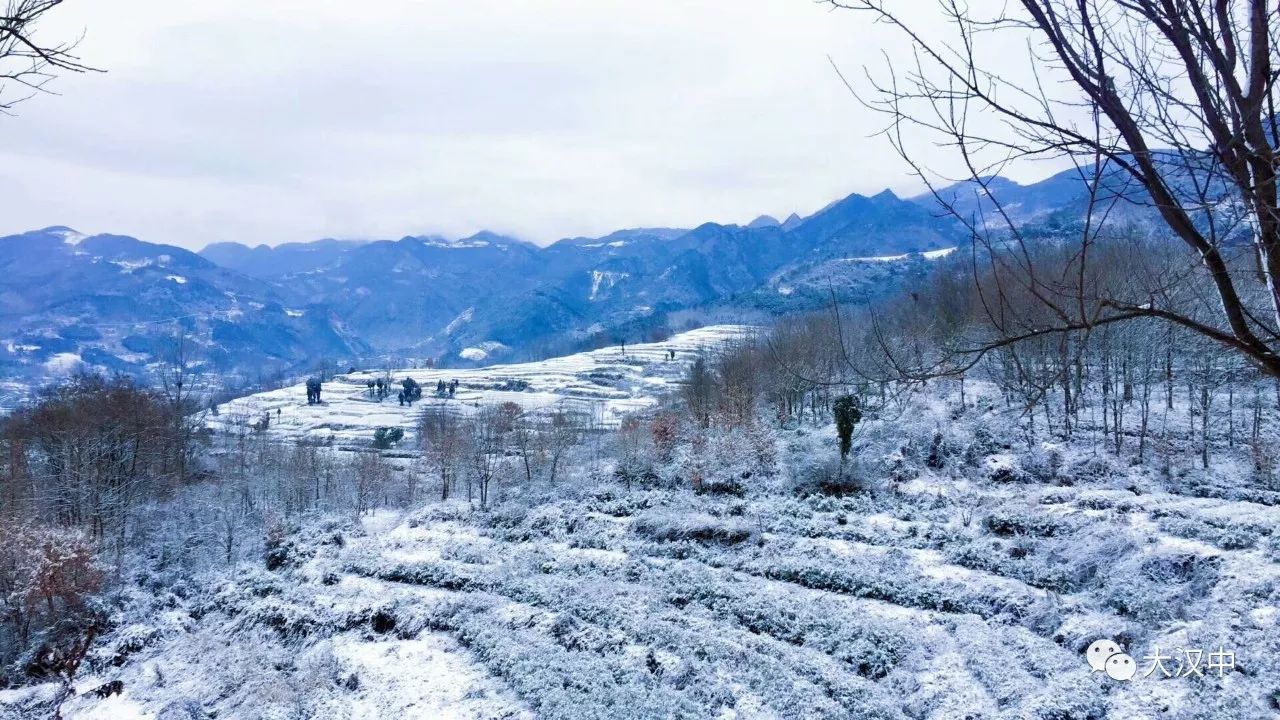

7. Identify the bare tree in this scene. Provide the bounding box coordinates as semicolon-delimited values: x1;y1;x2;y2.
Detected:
541;407;582;486
420;404;464;501
466;405;508;509
505;404;538;486
836;0;1280;378
156;331;205;485
1;0;99;114
682;357;717;428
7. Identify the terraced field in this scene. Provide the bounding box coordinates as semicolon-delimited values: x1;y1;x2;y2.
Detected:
20;331;1277;720
207;325;755;447
54;464;1280;719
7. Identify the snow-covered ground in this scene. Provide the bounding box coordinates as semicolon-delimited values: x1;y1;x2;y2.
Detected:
6;336;1278;719
207;325;755;448
39;452;1279;719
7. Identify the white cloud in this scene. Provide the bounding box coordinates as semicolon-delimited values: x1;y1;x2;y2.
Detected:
0;0;1071;248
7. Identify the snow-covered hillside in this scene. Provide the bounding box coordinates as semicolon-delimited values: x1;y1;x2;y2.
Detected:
24;381;1280;720
5;328;1278;719
207;325;755;447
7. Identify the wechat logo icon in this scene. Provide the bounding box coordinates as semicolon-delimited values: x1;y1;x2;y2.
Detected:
1087;639;1136;681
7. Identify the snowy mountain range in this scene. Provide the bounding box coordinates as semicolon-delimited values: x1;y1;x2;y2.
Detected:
0;166;1104;393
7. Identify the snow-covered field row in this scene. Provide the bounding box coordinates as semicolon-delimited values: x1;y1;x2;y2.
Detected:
43;465;1279;720
206;325;756;448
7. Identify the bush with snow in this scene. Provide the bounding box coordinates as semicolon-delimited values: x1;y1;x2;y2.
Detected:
632;510;756;546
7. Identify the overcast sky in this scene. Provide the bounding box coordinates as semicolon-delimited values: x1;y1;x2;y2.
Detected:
0;1;1062;249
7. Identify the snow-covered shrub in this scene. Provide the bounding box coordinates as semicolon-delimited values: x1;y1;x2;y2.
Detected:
261;518;315;572
586;487;660;517
963;420;1001;465
1101;550;1221;622
669;564;909;679
1020;444;1064;484
702;428;758;495
406;500;473;525
790;456;874;496
155;699;210;720
984;506;1079;538
632;510;755;545
1018;593;1065;636
1020;676;1107;720
1138;550;1222;586
565;514;621;550
883;444;922;485
438;543;493;565
102;623;162;667
263;517;290;571
1158;516;1261;550
1265;535;1280;562
1062;453;1122;485
952;519;1138;595
350;555;485;593
485;502;571;543
1070;491;1140;512
0;684;60;719
482;502;530;530
674;423;780;496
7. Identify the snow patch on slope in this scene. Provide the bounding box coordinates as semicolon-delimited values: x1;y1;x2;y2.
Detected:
111;259;153;272
589;270;628;301
459;341;510;362
839;247;957;263
444;307;474;335
44;352;82;375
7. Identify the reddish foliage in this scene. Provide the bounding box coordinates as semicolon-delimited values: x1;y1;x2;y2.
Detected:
650;413;680;464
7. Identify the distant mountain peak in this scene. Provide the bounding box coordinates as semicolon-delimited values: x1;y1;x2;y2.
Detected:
747;214;780;229
40;226;87;245
781;213;803;231
974;175;1022;189
462;230;525;246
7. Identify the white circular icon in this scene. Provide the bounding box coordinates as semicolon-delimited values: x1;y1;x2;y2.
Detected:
1105;652;1137;681
1086;639;1122;672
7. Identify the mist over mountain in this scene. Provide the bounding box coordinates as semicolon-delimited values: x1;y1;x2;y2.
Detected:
0;168;1097;396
